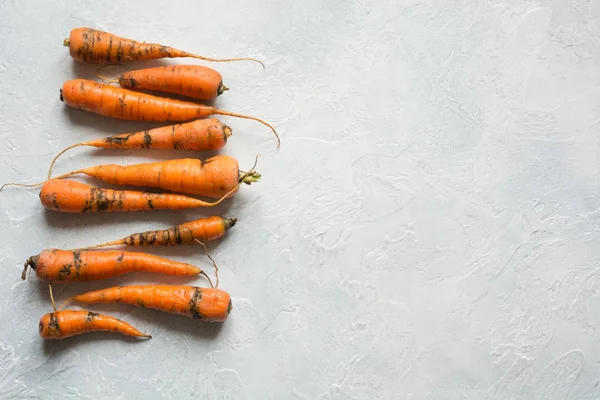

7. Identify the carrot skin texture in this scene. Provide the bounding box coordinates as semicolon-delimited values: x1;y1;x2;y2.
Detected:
39;310;150;339
40;180;224;213
120;65;224;101
72;286;232;322
26;249;201;283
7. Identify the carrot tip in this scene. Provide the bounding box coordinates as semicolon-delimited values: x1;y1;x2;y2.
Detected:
22;255;38;280
63;38;70;47
224;217;237;230
223;126;232;138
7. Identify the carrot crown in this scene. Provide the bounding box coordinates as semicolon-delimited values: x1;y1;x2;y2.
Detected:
22;255;39;280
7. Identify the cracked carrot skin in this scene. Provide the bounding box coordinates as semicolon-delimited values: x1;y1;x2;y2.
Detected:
40;180;226;213
24;249;202;283
71;285;232;322
120;65;226;101
39;310;150;339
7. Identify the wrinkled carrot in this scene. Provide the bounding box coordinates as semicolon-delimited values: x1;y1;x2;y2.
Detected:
67;285;232;322
23;248;211;284
65;27;264;67
60;79;279;147
40;285;150;339
48;118;231;178
105;65;228;101
39;180;236;213
81;215;236;249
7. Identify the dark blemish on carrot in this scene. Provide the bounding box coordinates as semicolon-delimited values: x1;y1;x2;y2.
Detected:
86;311;99;322
48;313;60;336
137;299;145;308
189;288;203;319
108;36;113;61
73;252;83;278
147;199;154;209
173;141;183;149
116;254;124;262
58;265;71;277
116;41;123;61
142;130;152;148
80;81;85;92
118;98;126;107
174;226;183;245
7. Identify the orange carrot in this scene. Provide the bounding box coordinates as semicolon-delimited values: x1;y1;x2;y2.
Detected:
65;27;264;67
23;248;210;284
48;119;231;178
39;310;151;339
39;180;237;213
114;65;227;101
68;285;232;322
82;215;236;249
61;79;279;147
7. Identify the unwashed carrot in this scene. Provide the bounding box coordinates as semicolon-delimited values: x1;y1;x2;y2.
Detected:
39;180;235;213
23;248;210;284
48;118;231;178
68;285;232;322
65;27;264;67
60;79;279;147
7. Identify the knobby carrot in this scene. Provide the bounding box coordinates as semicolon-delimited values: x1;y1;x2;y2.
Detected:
23;248;210;284
65;27;264;67
81;215;236;249
39;180;237;213
109;65;228;101
48;118;231;178
67;285;232;322
60;79;279;147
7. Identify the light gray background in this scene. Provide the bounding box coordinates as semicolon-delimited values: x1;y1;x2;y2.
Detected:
1;0;600;398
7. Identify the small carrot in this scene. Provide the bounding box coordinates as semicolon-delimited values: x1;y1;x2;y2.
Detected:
67;285;232;322
65;27;264;67
103;65;228;101
60;79;279;147
40;285;150;340
81;215;236;249
48;118;231;178
23;248;211;284
39;180;236;213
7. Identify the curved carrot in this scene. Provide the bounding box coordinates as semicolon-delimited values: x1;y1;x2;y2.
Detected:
39;180;236;213
82;215;236;249
39;310;151;339
61;79;279;147
69;285;232;322
115;65;227;101
65;27;264;67
48;118;231;178
23;248;209;284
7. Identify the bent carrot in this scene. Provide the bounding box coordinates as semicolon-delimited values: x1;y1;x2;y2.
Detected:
68;285;232;322
39;180;236;213
48;118;231;178
23;248;209;284
113;65;227;101
83;215;236;249
61;79;279;147
65;27;264;67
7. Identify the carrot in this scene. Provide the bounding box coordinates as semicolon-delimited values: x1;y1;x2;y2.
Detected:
60;79;279;147
106;65;228;101
23;248;211;285
67;285;232;322
40;285;150;339
81;215;236;249
39;180;236;213
65;27;264;67
48;118;231;178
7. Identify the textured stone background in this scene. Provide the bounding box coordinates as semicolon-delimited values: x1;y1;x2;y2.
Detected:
1;0;600;398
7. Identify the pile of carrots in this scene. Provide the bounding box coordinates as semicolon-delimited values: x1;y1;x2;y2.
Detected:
3;27;276;340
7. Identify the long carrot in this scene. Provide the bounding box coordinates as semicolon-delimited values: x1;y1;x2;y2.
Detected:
39;180;235;213
66;285;232;322
108;65;228;101
23;248;211;284
40;285;150;339
60;79;279;147
65;27;264;67
81;215;236;249
48;118;231;178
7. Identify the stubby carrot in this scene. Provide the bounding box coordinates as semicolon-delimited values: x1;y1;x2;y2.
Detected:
39;310;151;339
68;285;232;322
39;180;236;213
115;65;227;101
48;118;231;178
83;215;236;249
60;79;279;147
23;248;210;284
65;27;264;67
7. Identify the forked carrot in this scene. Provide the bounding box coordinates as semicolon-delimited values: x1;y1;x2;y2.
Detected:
48;118;232;178
40;285;150;340
60;79;279;147
65;27;264;67
23;248;211;285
